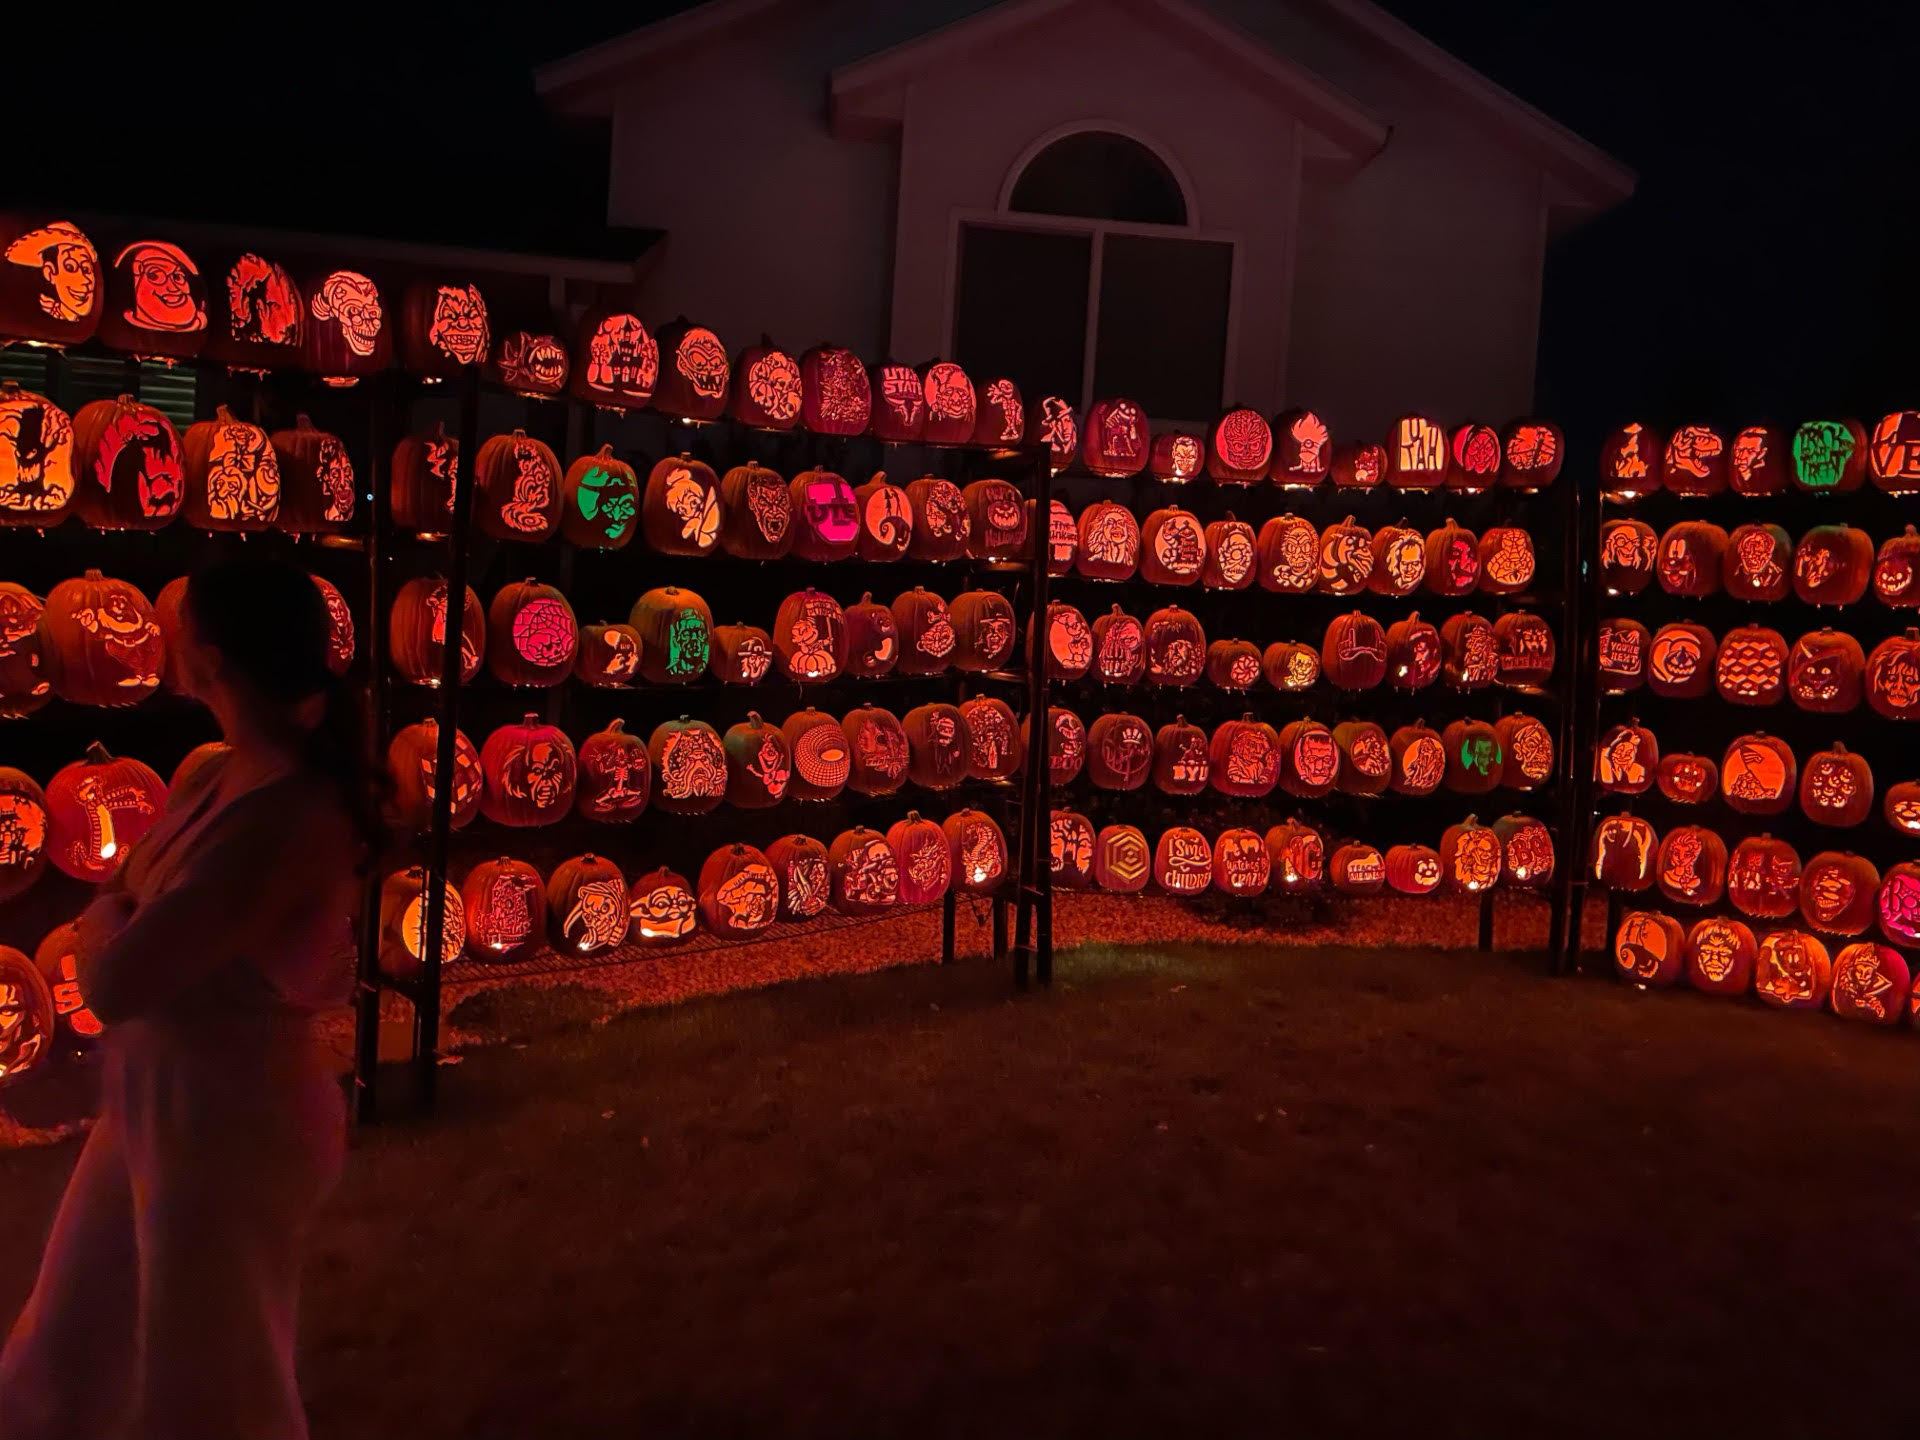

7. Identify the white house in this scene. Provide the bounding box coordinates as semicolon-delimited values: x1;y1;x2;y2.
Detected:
538;0;1631;433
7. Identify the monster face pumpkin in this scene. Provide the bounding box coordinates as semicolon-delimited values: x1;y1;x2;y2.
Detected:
0;384;76;523
494;331;569;395
480;716;577;826
422;283;490;369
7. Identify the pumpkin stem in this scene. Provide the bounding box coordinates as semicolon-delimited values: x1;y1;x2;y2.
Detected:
82;741;114;764
596;443;615;460
606;719;625;734
521;713;540;726
747;711;762;725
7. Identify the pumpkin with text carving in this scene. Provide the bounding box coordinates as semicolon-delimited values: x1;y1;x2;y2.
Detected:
1211;828;1271;897
1599;421;1663;500
1873;527;1920;608
182;407;279;531
1424;519;1479;597
1656;752;1717;806
1598;618;1649;695
1495;714;1553;790
1790;418;1869;493
1723;523;1791;602
716;461;792;560
648;716;728;815
1051;812;1096;890
843;595;898;680
1799;851;1878;936
869;360;926;442
70;394;182;530
1716;625;1788;707
1317;516;1373;595
1663;424;1727;496
1866;629;1920;720
1446;423;1501;495
1793;524;1872;607
782;710;849;802
1876;861;1920;949
1600;519;1657;596
1330;843;1387;895
1727;835;1801;920
1021;707;1087;789
390;423;459;535
1647;621;1716;700
1212;716;1283;799
486;579;577;688
1754;930;1832;1009
628;867;698;944
962;479;1026;560
386;720;481;831
39;570;163;705
560;448;641;551
1332;720;1391;796
1092;824;1151;893
1276;719;1337;799
1385;845;1443;896
460;859;545;962
1493;814;1553;889
1597;721;1657;795
1477;526;1536;595
1684;917;1756;996
1614;911;1684;987
1387;414;1447;489
390;578;482;686
548;854;630;956
903;703;971;791
1154;827;1214;895
1153;716;1211;796
1266;821;1325;892
843;705;911;796
856;473;914;562
729;338;803;430
1440;612;1498;691
887;812;952;905
1384;613;1441;691
1202;515;1257;590
1262;640;1319;694
1798;743;1872;828
1656;521;1726;598
1830;943;1910;1025
1722;733;1796;815
1208;408;1273;484
1087;713;1154;791
1440;816;1503;894
31;923;94;1046
1655;825;1727;906
1870;411;1920;492
1494;612;1555;690
1591;814;1657;891
1256;514;1319;594
479;714;576;827
1321;612;1387;692
577;719;652;822
628;587;711;686
774;589;847;683
961;697;1021;782
1388;723;1447;797
1076;500;1140;581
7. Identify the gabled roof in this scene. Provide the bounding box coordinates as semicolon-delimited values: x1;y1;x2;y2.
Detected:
538;0;794;114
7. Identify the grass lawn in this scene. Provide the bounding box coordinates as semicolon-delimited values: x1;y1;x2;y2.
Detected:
2;942;1915;1438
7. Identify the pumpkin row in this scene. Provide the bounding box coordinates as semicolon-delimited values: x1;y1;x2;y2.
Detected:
1603;517;1920;608
1599;728;1912;830
1597;618;1920;717
1612;911;1917;1026
380;810;1012;975
1047;812;1554;897
1598;415;1920;499
1592;819;1920;941
0;571;355;715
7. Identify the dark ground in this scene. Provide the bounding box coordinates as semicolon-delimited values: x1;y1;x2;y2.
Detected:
2;944;1916;1439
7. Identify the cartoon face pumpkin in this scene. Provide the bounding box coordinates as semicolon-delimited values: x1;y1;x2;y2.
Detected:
310;271;382;356
6;221;97;322
675;328;728;399
117;241;203;332
427;284;489;365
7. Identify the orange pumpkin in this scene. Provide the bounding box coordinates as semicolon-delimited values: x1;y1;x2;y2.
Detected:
1830;943;1911;1025
1477;526;1536;595
1495;713;1554;791
1388;723;1447;797
575;622;643;688
389;578;482;686
1369;522;1428;597
1882;780;1920;836
1211;828;1271;896
1333;443;1387;491
903;703;971;791
1387;414;1447;489
1440;612;1498;691
1206;638;1262;692
1798;743;1872;828
1655;752;1717;805
894;588;957;677
1869;411;1920;491
1439;816;1503;894
1727;424;1788;495
971;376;1024;447
1865;629;1920;720
773;589;847;683
1722;522;1791;602
492;330;569;397
1076;499;1140;581
398;279;489;378
1208;408;1274;484
1081;398;1149;478
1021;707;1087;788
69;394;181;530
390;423;459;535
1597;720;1657;795
715;460;792;559
902;476;968;562
1092;823;1151;894
576;719;652;822
627;586;711;685
1262;639;1319;694
182;406;279;531
1446;423;1501;495
1139;506;1207;587
1256;514;1318;593
1590;814;1656;891
0;215;102;348
1384;613;1441;691
945;811;1007;894
856;473;914;562
1663;424;1727;496
782;710;850;802
1655;521;1727;598
1087;713;1154;791
1144;606;1206;688
1212;716;1283;799
652;319;730;419
766;835;831;920
962;478;1027;560
548;854;630;955
97;238;209;361
1424;519;1479;597
729;338;803;430
841;594;898;680
1385;844;1443;896
960;696;1021;782
1153;826;1214;895
472;431;560;543
485;579;577;688
1493;814;1554;889
1873;526;1920;607
1875;861;1920;949
33;921;98;1044
1792;524;1872;607
1789;418;1869;493
461;858;545;962
1201;514;1258;590
1493;611;1555;690
1787;629;1864;713
1598;618;1650;694
39;570;163;705
1266;820;1326;891
1727;835;1802;920
1754;929;1832;1010
628;867;698;944
1332;720;1391;797
1037;498;1077;576
385;720;481;831
1684;917;1756;997
1655;825;1727;906
648;715;727;815
1276;719;1337;799
0;767;49;900
479;714;576;827
1614;911;1684;986
1271;410;1332;486
1798;851;1879;936
1329;842;1386;894
1721;733;1796;815
697;844;780;938
1051;812;1097;890
1038;600;1092;681
950;590;1016;674
1715;625;1788;707
1321;612;1387;691
1151;431;1204;483
1501;420;1563;491
1153;716;1212;796
708;622;773;686
887;812;952;905
1646;621;1716;700
1317;515;1374;595
843;705;911;796
558;446;640;550
1598;421;1663;501
799;343;869;436
377;868;463;981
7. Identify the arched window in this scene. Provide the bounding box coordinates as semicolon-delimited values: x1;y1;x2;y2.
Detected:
1008;131;1188;226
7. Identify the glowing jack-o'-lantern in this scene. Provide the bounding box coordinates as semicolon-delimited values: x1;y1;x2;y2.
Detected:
1755;929;1832;1009
1869;411;1920;492
485;580;576;688
1722;523;1791;603
921;362;976;445
1597;721;1657;794
1424;519;1479;597
1276;718;1337;799
1212;716;1282;799
766;836;831;920
1786;628;1863;713
1145;606;1206;688
33;922;98;1045
577;623;642;688
1151;432;1205;483
1726;835;1801;920
1020;707;1086;788
270;416;355;535
729;339;803;430
1494;612;1555;690
1082;398;1148;478
869;361;926;442
1440;816;1503;894
1866;629;1920;720
1797;851;1878;936
1387;414;1446;489
390;423;459;536
1087;713;1154;791
561;447;640;551
1831;942;1910;1025
714;460;791;560
479;714;577;826
628;868;698;943
1330;843;1387;895
1138;506;1205;587
1333;443;1387;490
1201;515;1257;591
1591;814;1657;891
1715;625;1787;707
1384;613;1440;691
1271;409;1331;486
0;382;76;525
654;319;730;420
946;810;1007;894
894;588;957;677
0;768;49;901
1798;743;1872;828
400;281;489;378
774;589;848;683
0;216;100;346
1646;621;1716;700
70;394;180;529
627;586;711;686
1655;521;1726;598
1257;513;1319;593
1685;917;1756;996
1447;423;1501;494
962;478;1027;560
492;331;569;397
1154;826;1214;895
1317;516;1373;595
1655;825;1727;906
1206;637;1262;692
1321;612;1387;692
1493;814;1553;889
548;854;630;955
1663;424;1726;496
1721;733;1796;815
461;858;545;962
577;719;652;821
903;704;971;791
1441;611;1498;691
40;570;163;705
845;595;898;679
844;705;912;796
1051;812;1096;890
572;308;658;409
951;589;1016;673
1153;716;1211;796
800;344;870;435
1501;420;1563;491
1657;752;1717;805
1792;524;1873;607
1075;499;1139;581
1789;418;1868;493
1388;723;1447;797
1038;600;1092;681
385;719;481;832
1208;408;1273;483
1212;828;1270;896
1385;844;1443;896
1332;720;1391;796
1035;395;1079;472
183;406;279;531
1884;780;1920;835
1094;607;1148;685
961;696;1020;782
474;431;561;543
45;744;164;882
1263;639;1318;694
1613;911;1684;986
1873;526;1920;607
782;709;850;802
1266;821;1325;891
389;577;482;686
699;845;780;938
1598;618;1650;695
98;240;207;361
378;867;465;980
1092;824;1150;893
1368;523;1426;598
1443;717;1503;794
858;474;915;562
647;716;728;815
1598;421;1662;501
302;269;388;384
1727;424;1787;495
1875;861;1920;948
972;377;1024;447
640;455;720;556
887;813;953;905
1600;519;1658;596
1494;714;1553;790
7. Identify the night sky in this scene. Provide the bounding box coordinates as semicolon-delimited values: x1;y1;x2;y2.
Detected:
8;0;1917;434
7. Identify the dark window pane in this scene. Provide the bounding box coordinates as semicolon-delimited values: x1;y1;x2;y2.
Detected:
1093;234;1232;422
1010;132;1187;226
954;223;1091;401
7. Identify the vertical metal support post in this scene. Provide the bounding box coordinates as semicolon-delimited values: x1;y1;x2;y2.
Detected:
941;888;957;964
352;375;396;1125
992;894;1008;961
1013;443;1053;988
1556;453;1602;974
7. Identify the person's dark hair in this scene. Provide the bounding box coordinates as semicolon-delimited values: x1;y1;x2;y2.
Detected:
183;555;384;862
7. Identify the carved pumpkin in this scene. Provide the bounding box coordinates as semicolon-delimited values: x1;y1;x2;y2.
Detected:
782;709;850;802
894;588;957;677
571;308;658;409
1210;828;1270;896
716;460;793;560
1266;821;1326;891
642;455;721;556
1720;523;1791;603
560;447;640;551
1865;629;1920;720
887;811;952;905
627;586;711;685
799;344;871;435
1198;639;1258;696
1385;844;1443;896
1646;621;1716;700
1598;618;1649;695
1384;613;1441;691
1388;723;1447;797
963;479;1027;561
1333;443;1387;491
1597;720;1657;794
1037;600;1092;681
836;594;895;679
1439;816;1503;894
576;719;652;822
1046;501;1079;576
1727;835;1802;920
773;589;847;683
856;473;914;562
1086;713;1153;791
0;215;101;346
1727;425;1788;496
946;811;1008;894
45;743;164;882
652;319;730;420
1208;408;1273;484
708;622;773;686
1093;823;1151;893
1275;718;1337;799
1755;929;1832;1009
1423;519;1479;597
1883;780;1920;836
1144;606;1206;688
1684;917;1756;996
1614;911;1685;986
1785;629;1863;713
1830;943;1910;1025
461;858;545;962
1591;814;1657;891
386;720;481;831
1368;523;1427;598
1262;639;1319;694
1321;611;1387;691
0;768;49;900
766;835;831;920
1656;752;1718;805
486;579;576;687
1655;825;1727;906
729;339;803;430
1869;411;1920;491
1330;843;1387;895
843;705;911;796
1494;612;1555;690
1036;396;1079;472
1076;499;1140;581
1440;611;1498;691
1652;521;1725;598
961;696;1021;782
1493;813;1554;889
1211;716;1282;799
1151;432;1205;483
1153;716;1212;796
547;854;630;955
491;330;568;397
903;703;971;791
1715;625;1788;707
1663;424;1727;496
0;583;49;717
1446;423;1501;495
1081;398;1149;478
1201;515;1257;591
972;376;1025;447
869;360;926;442
478;714;576;827
1598;421;1663;501
1502;421;1563;491
390;423;459;536
1876;861;1920;948
1021;707;1087;788
1443;717;1503;794
1600;519;1659;598
950;590;1016;673
1477;527;1536;595
1494;713;1554;790
302;269;389;385
1798;743;1872;828
647;715;728;815
264;416;354;535
1259;514;1320;595
1793;524;1872;607
1316;516;1373;595
1050;811;1097;890
398;280;488;378
1789;418;1868;493
96;238;208;360
182;406;279;531
1798;851;1878;936
70;394;181;529
1270;409;1330;486
1153;826;1214;895
390;578;482;686
1387;414;1447;489
378;868;463;980
39;570;163;705
1874;526;1920;608
628;867;698;944
167;742;229;798
32;922;96;1046
698;845;781;937
1722;733;1797;815
1332;720;1391;796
